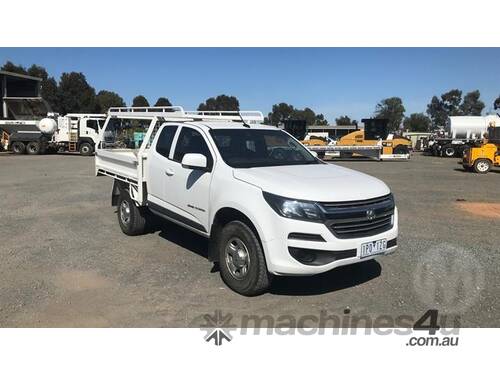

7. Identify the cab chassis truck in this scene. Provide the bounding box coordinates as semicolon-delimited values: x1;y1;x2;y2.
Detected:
95;106;398;295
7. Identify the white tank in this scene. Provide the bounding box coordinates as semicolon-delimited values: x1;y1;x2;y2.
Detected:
37;118;58;135
445;116;499;139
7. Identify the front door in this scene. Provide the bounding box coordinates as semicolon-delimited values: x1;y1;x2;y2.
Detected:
162;125;214;233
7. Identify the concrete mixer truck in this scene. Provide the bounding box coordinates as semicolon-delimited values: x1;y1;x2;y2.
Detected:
425;115;496;157
5;113;106;156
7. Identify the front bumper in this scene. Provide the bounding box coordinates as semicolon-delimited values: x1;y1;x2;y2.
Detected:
262;207;398;275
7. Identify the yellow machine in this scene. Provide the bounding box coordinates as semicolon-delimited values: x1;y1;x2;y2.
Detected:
336;118;411;156
301;135;331;147
462;121;500;174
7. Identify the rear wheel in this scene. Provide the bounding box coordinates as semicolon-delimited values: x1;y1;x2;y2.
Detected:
11;142;26;154
117;191;148;235
443;144;455;157
26;141;41;155
79;142;94;156
218;221;271;296
473;159;491;174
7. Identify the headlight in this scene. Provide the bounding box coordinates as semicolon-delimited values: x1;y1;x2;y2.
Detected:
263;192;323;222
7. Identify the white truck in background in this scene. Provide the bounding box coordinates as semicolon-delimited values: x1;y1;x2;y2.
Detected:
95;106;398;296
425;115;497;157
5;113;106;155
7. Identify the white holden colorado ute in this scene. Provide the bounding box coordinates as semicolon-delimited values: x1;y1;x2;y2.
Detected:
95;107;398;295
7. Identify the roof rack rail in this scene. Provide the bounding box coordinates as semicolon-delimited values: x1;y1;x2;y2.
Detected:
107;106;264;123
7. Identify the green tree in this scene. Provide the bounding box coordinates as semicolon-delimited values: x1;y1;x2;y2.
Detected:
314;113;329;126
426;96;448;130
441;89;462;116
132;95;150;107
57;72;96;114
267;103;295;126
403;113;431;132
293;107;317;126
27;64;59;112
154;97;172;107
95;90;126;113
1;61;28;75
375;97;406;132
460;90;484;115
335;115;356;126
198;94;240;111
494;95;500;110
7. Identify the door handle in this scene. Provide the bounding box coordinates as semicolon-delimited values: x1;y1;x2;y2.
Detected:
165;168;175;176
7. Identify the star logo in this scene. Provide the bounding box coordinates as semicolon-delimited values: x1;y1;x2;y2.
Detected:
200;310;237;346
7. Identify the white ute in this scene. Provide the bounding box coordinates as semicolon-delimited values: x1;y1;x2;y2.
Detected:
95;107;398;295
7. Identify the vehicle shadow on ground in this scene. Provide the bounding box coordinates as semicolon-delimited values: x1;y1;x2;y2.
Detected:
154;219;382;296
269;260;381;296
155;220;209;259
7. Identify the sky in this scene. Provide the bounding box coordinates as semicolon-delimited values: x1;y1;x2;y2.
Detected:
1;48;499;122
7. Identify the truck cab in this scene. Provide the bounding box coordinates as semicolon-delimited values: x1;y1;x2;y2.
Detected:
96;107;398;295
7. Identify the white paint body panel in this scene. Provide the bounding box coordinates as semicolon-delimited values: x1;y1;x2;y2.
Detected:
96;115;398;276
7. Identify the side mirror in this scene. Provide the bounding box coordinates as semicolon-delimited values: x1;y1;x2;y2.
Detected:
310;150;318;158
181;153;208;170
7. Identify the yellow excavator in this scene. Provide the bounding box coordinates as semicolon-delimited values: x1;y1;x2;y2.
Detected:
462;115;500;174
336;118;412;157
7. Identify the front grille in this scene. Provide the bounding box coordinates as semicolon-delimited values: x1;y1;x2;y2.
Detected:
319;194;395;239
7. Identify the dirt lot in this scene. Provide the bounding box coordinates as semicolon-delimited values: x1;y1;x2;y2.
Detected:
0;152;499;327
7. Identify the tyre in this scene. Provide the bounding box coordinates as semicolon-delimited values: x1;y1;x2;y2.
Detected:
443;144;455;157
117;191;148;235
393;145;409;154
26;141;41;155
79;142;94;156
473;159;491;174
11;142;26;154
218;220;272;296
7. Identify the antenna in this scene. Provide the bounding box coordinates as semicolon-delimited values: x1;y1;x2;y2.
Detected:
238;112;251;128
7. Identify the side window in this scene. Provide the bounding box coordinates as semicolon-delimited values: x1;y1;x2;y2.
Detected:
155;126;178;158
86;120;99;133
173;127;213;170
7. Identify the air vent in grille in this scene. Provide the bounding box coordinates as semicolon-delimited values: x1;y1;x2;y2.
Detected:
320;194;395;239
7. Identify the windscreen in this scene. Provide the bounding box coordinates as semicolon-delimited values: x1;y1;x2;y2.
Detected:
210;129;319;168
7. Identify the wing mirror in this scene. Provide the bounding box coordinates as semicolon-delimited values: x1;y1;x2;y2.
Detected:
181;153;208;170
310;150;318;158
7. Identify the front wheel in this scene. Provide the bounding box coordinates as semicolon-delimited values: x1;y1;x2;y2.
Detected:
473;159;491;174
79;142;94;156
218;221;272;296
117;191;148;235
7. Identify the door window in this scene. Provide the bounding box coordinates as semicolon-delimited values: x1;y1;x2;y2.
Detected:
173;127;213;170
155;125;178;158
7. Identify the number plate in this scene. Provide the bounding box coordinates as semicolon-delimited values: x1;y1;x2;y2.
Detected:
360;239;387;258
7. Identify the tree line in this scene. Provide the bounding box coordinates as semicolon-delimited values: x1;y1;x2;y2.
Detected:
2;61;499;132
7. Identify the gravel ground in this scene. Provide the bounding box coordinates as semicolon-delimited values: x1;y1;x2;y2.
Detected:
0;152;498;327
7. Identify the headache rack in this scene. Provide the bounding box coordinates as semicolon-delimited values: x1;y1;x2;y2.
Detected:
107;106;265;124
96;106;265;204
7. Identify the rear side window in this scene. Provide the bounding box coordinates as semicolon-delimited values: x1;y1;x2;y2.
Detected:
173;127;213;169
156;126;178;158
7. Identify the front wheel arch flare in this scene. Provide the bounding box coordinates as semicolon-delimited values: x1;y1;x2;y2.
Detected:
209;207;265;263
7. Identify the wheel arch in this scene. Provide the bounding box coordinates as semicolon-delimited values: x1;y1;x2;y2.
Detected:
208;207;264;263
